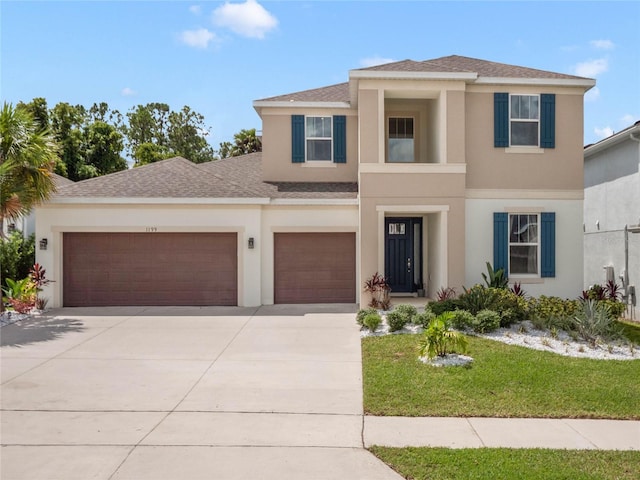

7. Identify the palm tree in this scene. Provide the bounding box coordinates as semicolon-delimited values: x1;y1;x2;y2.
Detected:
0;102;59;235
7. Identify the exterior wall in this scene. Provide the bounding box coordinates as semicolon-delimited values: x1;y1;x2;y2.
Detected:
35;202;359;308
260;107;358;182
465;87;585;191
2;213;35;238
465;198;584;299
584;136;640;290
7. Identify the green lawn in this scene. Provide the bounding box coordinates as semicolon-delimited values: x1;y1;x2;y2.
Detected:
369;447;640;480
362;334;640;419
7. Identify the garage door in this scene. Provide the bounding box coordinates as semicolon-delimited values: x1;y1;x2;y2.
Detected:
63;232;237;306
274;232;356;304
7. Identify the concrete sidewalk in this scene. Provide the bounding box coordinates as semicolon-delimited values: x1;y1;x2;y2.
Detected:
365;416;640;450
1;306;638;480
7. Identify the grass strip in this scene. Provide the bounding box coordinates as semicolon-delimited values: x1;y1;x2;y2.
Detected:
369;446;640;480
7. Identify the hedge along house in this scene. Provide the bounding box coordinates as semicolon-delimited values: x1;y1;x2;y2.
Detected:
36;56;594;308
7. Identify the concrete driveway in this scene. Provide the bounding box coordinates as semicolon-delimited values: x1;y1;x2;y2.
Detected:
1;305;402;480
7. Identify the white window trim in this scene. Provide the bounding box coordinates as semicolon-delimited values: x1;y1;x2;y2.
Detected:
386;115;416;163
305;115;333;162
509;94;540;148
508;212;541;278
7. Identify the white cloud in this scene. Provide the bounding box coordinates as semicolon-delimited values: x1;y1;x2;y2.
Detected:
189;5;202;15
620;114;635;126
574;58;608;77
594;126;614;139
212;0;278;39
180;28;217;49
584;86;600;102
121;87;136;96
590;39;615;50
359;56;395;68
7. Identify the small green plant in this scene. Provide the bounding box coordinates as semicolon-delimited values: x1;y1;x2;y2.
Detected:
356;307;378;326
413;309;436;328
386;310;408;332
393;304;418;324
2;277;37;314
472;310;501;333
550;327;559;339
518;324;529;334
363;312;382;332
528;296;579;327
435;286;457;301
418;312;468;360
427;298;462;315
481;262;509;289
450;309;475;330
541;337;552;348
571;299;621;347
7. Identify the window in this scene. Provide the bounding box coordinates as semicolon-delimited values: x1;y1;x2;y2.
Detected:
510;95;539;146
388;117;414;162
509;214;539;275
494;212;555;278
291;115;346;164
306;116;332;161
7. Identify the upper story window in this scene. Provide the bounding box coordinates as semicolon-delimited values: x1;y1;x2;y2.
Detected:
388;117;414;163
510;95;539;146
306;116;332;161
291;115;346;164
509;213;539;275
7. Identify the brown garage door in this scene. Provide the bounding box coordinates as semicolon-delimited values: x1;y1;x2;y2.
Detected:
274;232;356;304
63;232;237;306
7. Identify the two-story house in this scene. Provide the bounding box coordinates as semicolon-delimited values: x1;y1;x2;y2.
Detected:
36;55;594;308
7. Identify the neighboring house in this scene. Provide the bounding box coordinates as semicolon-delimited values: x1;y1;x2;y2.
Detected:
35;55;595;308
584;121;640;306
2;173;73;238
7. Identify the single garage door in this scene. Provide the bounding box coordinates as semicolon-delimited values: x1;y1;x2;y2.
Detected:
63;232;237;306
274;232;356;304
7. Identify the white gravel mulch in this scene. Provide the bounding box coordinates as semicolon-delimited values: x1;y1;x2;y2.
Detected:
0;311;30;328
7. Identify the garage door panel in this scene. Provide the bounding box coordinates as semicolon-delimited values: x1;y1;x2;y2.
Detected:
274;233;355;304
63;233;237;307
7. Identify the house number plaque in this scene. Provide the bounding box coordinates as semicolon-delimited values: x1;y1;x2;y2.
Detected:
145;227;158;232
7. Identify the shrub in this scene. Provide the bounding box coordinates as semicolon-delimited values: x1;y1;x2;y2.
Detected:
414;309;436;328
386;310;408;332
419;312;469;359
450;309;475;330
458;284;498;314
571;299;621;347
2;277;37;313
0;232;35;283
428;298;462;316
604;280;622;301
481;262;509;289
364;272;391;310
363;313;382;332
510;282;526;298
602;299;626;319
393;304;418;324
472;309;501;333
492;288;528;327
436;286;457;301
356;307;378;326
528;296;579;327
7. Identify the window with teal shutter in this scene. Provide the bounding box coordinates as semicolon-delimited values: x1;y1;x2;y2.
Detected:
493;212;508;273
291;115;305;163
333;115;346;163
540;94;556;148
494;93;509;147
541;212;556;277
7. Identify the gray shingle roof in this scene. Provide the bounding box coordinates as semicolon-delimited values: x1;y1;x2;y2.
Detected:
257;55;589;103
53;154;357;201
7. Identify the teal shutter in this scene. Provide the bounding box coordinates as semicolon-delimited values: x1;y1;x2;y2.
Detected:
541;212;556;277
291;115;305;163
333;115;346;163
540;94;556;148
494;93;509;147
493;212;508;274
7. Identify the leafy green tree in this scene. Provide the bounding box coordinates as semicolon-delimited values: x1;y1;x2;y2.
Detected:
219;128;262;158
50;102;87;180
83;121;127;175
133;142;173;167
168;106;214;163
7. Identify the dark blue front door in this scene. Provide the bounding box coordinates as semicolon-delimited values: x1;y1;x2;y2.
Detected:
385;217;422;293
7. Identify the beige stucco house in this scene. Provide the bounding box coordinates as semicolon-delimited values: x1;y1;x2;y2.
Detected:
36;55;595;308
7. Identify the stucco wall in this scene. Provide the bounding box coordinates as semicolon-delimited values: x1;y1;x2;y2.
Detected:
465;198;584;299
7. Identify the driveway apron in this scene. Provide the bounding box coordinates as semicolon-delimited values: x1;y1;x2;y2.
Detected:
0;305;401;480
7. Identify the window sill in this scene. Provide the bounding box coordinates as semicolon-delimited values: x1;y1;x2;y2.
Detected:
509;277;544;284
504;147;545;154
301;162;338;168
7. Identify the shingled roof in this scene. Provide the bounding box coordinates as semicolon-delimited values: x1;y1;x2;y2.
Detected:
255;55;590;104
53;154;357;201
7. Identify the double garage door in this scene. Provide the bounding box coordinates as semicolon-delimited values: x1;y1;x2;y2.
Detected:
63;232;356;306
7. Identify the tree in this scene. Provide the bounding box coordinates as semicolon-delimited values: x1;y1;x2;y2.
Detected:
219;128;262;158
0;102;59;234
83;121;127;175
133;143;173;167
50;102;87;181
167;106;214;163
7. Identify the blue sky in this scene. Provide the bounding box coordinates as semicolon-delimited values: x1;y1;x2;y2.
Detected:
2;1;639;151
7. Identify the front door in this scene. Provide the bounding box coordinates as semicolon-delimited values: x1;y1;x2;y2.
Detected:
385;217;422;293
